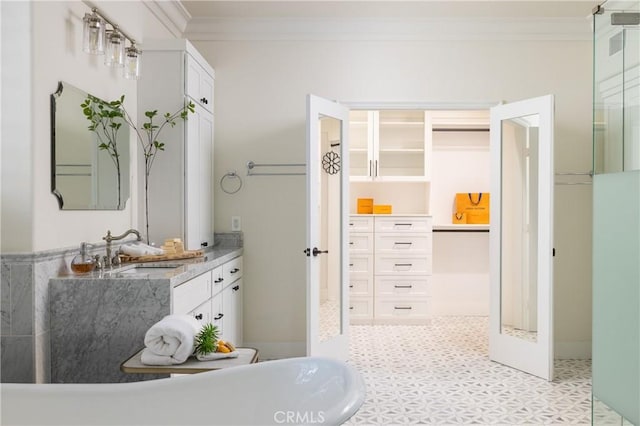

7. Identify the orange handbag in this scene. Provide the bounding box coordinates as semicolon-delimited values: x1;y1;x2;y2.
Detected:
455;193;490;224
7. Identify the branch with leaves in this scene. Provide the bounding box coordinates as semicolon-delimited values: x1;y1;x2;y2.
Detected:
82;95;195;242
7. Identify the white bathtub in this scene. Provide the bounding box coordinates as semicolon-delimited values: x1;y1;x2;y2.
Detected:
1;356;365;426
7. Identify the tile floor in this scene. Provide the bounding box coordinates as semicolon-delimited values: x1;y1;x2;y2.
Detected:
344;316;593;425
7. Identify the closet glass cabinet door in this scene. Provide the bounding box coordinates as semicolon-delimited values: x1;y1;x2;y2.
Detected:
348;110;430;182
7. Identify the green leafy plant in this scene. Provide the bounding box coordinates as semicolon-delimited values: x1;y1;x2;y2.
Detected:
194;323;220;355
81;95;126;209
82;95;195;242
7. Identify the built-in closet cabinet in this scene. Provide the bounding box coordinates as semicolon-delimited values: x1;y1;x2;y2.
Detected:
138;40;215;250
349;110;431;182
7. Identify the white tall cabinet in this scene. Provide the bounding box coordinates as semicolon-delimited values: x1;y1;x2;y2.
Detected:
138;40;214;250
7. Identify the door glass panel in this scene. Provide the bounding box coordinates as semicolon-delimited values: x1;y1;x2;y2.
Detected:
318;115;343;342
378;110;425;177
500;114;539;343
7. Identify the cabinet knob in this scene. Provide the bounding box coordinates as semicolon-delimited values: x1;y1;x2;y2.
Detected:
195;313;203;320
232;285;240;291
214;313;224;320
201;242;208;247
200;97;208;104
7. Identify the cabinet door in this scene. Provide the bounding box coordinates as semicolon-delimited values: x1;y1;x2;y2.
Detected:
376;110;429;181
221;284;236;344
232;279;243;346
349;111;375;180
185;103;214;250
211;291;224;333
186;54;214;113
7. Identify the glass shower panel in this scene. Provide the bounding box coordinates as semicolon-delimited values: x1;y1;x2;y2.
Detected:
593;0;640;173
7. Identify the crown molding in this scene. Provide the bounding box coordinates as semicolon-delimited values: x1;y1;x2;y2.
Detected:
143;0;192;38
184;16;593;42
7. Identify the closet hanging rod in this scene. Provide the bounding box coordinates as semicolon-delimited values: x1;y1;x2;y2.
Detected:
246;161;306;176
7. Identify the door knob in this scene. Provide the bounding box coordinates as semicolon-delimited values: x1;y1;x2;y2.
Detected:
312;247;328;256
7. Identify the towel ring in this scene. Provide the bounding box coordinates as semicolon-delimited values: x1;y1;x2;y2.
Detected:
220;171;242;194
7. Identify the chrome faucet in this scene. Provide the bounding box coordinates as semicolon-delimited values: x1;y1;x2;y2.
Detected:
102;229;143;268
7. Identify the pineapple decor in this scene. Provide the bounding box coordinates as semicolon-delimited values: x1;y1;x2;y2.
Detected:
194;323;237;359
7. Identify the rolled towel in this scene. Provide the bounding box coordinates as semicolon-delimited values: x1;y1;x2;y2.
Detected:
141;314;201;365
120;243;164;257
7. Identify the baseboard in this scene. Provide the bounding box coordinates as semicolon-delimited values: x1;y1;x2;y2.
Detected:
555;341;592;359
243;341;306;360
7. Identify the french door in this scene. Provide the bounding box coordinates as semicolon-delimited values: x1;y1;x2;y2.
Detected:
306;94;350;359
489;95;555;380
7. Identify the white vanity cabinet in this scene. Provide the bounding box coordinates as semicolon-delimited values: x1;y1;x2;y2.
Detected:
211;256;244;346
171;256;243;345
349;215;432;324
138;39;214;250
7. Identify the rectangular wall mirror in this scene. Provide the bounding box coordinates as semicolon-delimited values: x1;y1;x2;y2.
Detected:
51;81;130;210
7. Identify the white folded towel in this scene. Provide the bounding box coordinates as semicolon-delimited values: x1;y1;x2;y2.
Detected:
120;243;164;257
141;314;201;365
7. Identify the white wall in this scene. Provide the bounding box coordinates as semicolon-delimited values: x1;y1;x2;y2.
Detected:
1;1;176;253
193;37;593;358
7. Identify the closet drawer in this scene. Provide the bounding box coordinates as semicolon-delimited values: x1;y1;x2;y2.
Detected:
349;216;374;232
376;276;431;297
349;297;374;319
349;276;374;297
173;271;212;314
349;255;373;274
375;233;432;254
375;217;432;233
375;255;432;275
223;256;243;283
375;299;430;321
349;233;373;253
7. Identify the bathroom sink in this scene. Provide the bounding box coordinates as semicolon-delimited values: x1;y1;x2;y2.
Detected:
113;264;181;275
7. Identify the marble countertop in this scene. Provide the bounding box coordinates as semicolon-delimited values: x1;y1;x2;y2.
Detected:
50;246;243;288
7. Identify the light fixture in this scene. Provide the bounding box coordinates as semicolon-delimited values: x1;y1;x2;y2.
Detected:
124;45;141;80
105;27;125;67
82;7;140;79
82;10;105;54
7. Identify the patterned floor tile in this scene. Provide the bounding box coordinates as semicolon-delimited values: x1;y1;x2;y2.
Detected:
345;316;591;425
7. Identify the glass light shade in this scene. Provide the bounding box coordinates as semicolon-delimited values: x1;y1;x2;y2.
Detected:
82;12;105;54
104;29;125;67
123;46;141;80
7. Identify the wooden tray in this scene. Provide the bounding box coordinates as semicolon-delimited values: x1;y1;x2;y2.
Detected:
120;249;204;263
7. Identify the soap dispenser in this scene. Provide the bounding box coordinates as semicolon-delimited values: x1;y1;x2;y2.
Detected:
70;242;97;274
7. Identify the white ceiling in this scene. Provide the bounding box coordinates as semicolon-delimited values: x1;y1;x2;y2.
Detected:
180;1;601;20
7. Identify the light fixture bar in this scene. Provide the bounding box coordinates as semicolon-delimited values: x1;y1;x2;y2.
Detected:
89;7;136;46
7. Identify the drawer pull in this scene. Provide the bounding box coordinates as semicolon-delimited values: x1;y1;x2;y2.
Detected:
214;278;224;284
394;263;412;267
394;306;412;310
349;306;354;310
394;223;413;228
232;285;240;291
349;263;354;267
393;242;412;248
349;285;354;288
194;313;203;320
214;313;224;320
230;268;240;274
394;285;413;289
349;242;354;245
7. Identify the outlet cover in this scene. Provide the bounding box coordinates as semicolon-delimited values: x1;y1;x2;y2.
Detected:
231;216;241;231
